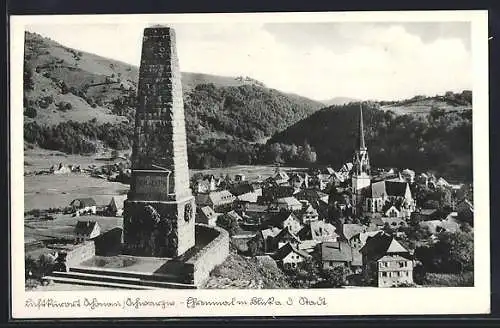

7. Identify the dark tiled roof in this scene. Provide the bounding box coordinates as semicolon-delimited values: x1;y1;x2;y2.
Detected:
266;211;297;226
360;232;410;261
273;242;310;260
274;227;301;243
295;189;328;203
264;185;296;198
321;241;353;262
366;180;409;198
230;183;255;196
74;220;98;236
385;181;408;197
70;197;97;208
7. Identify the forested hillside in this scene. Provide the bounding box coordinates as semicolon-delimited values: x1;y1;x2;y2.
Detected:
23;31;474;177
268;95;473;181
23;31;323;165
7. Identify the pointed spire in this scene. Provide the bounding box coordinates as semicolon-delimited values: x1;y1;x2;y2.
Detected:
359;103;366;151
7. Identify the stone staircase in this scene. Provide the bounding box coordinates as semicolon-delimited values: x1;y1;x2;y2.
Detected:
42;267;197;290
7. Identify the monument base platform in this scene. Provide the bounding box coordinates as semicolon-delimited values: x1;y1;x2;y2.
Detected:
43;224;229;289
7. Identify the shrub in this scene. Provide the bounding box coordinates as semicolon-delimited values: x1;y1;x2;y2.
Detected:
25;208;42;217
216;213;241;236
320;266;349;288
24;107;37;118
25;278;40;290
422;272;473;287
38;95;54;109
56;102;72;112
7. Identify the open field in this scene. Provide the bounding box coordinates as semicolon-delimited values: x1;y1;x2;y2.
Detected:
23;149;305;248
380;99;471;116
25;214;123;247
24;147;129;174
24;149;306;212
24;174;129;211
191;165;306;181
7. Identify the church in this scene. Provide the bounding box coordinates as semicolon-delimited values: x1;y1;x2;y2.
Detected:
350;105;416;219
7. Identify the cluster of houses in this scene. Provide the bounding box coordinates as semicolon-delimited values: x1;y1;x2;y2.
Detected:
68;195;126;218
49;106;473;288
50;163;82;174
188;105;474;288
190;165;420;287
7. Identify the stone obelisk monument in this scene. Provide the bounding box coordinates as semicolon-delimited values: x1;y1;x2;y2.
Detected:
123;26;196;258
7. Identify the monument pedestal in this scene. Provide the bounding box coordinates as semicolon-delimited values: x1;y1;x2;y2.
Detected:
123;196;195;258
123;169;195;258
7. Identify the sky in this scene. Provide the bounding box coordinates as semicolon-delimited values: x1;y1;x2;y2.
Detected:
27;21;472;101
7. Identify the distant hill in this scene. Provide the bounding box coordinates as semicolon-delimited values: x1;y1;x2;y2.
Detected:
182;72;267;92
23;31;323;164
320;97;360;106
268;93;473;181
379;93;472;116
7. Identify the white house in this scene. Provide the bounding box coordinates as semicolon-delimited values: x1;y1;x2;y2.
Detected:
273;242;311;270
276;197;303;212
70;198;97;216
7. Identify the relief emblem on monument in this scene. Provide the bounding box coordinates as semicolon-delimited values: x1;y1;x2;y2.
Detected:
184;202;193;222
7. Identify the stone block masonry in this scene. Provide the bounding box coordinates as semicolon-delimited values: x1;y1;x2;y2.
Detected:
186;224;230;286
123;26;196;258
57;241;96;267
130;26;190;200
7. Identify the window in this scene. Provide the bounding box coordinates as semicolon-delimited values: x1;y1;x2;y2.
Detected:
382;272;387;277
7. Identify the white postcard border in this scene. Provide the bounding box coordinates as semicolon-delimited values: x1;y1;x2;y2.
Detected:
10;10;490;318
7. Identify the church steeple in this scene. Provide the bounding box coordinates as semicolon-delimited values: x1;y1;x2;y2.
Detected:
359;103;366;151
351;102;372;215
352;103;371;178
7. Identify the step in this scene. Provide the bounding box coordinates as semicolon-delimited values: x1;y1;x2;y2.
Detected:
42;275;159;290
70;266;188;283
50;271;197;289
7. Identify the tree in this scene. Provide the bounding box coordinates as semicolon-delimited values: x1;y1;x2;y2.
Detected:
415;230;473;273
299;141;317;164
61;81;70;94
24;107;37;118
36;254;55;278
23;60;35;91
360;216;371;226
436;231;474;273
322;266;349;288
247;236;264;256
382;222;394;236
216;213;241;236
460;222;473;233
